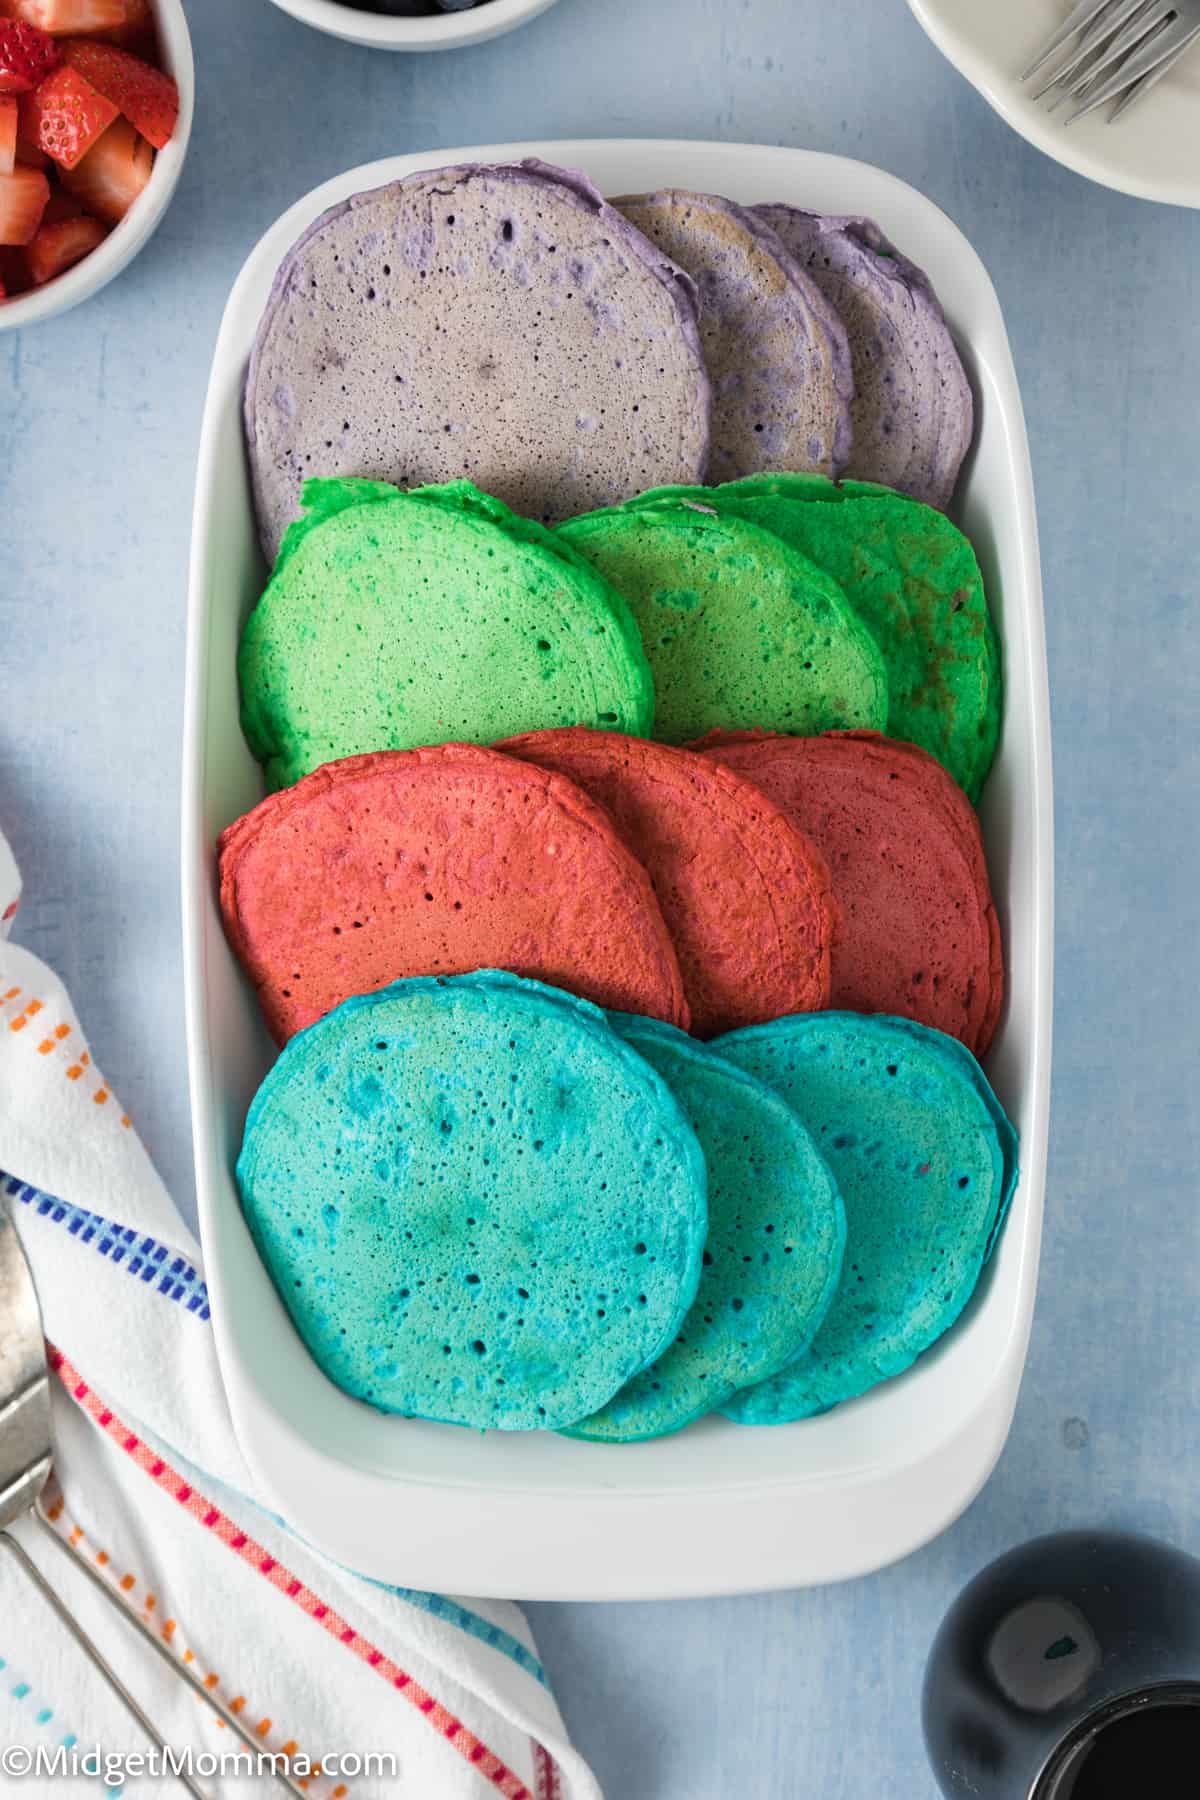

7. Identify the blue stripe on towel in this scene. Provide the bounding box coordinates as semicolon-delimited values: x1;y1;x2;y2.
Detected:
1;1175;211;1322
0;1649;122;1795
1;1176;548;1692
370;1582;548;1687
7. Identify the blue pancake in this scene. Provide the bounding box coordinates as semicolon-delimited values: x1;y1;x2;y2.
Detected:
713;1012;1018;1423
237;971;708;1431
566;1015;846;1442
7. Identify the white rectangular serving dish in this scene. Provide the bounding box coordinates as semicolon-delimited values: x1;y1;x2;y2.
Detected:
183;139;1052;1602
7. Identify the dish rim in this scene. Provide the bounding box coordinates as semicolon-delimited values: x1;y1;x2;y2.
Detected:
263;0;562;53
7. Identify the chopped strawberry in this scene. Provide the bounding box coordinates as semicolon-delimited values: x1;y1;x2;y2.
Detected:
19;62;116;168
11;2;129;33
0;243;30;292
13;128;46;164
90;0;154;52
61;38;176;147
25;207;101;280
40;179;78;219
0;18;59;91
0;93;15;173
60;113;148;223
0;159;48;242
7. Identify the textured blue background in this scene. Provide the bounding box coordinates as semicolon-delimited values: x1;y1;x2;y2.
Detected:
3;1;1200;1794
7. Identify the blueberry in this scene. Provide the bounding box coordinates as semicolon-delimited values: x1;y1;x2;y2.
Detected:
341;0;484;11
344;1;439;13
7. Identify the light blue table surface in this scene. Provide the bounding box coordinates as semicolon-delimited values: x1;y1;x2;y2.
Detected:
3;0;1199;1793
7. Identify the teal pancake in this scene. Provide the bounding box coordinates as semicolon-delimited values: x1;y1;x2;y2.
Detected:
237;972;708;1431
556;502;887;746
630;474;1000;800
239;478;654;791
713;1012;1017;1423
566;1015;846;1442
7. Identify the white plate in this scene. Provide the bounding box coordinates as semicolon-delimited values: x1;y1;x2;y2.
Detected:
183;139;1052;1601
909;0;1200;209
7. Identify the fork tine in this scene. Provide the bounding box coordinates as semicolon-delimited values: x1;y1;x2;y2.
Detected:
1058;0;1174;97
1065;11;1200;119
1107;25;1200;115
1021;0;1117;79
1028;0;1153;97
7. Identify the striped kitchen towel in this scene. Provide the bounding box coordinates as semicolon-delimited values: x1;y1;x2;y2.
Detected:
0;823;600;1800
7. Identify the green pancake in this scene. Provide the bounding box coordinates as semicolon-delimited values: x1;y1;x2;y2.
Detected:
237;972;709;1432
239;478;654;790
566;1015;846;1442
556;502;887;746
713;1011;1018;1423
631;474;1000;799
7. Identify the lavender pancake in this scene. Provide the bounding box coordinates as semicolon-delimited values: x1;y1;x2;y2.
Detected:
246;160;711;559
615;189;853;484
755;207;972;511
498;728;834;1037
218;743;689;1043
694;730;1003;1056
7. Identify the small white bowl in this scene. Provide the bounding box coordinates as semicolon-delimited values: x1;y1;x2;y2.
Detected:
264;0;562;54
0;0;194;332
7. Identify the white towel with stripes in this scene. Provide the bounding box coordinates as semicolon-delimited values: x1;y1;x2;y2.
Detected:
0;824;600;1800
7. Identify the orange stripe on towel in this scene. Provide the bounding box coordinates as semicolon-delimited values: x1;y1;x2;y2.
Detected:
42;1497;336;1791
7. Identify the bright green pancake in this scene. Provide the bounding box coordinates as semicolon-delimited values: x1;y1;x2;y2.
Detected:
556;502;887;746
713;1012;1018;1423
566;1015;846;1442
239;478;654;790
632;474;1000;800
237;971;708;1432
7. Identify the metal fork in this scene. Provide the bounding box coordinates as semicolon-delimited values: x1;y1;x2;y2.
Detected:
0;1204;305;1797
1020;0;1200;123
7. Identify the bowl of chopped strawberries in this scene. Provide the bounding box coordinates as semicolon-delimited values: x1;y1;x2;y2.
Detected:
0;0;192;327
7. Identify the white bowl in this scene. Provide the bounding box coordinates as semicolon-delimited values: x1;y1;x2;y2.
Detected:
908;0;1200;210
264;0;562;53
0;0;194;331
183;138;1053;1601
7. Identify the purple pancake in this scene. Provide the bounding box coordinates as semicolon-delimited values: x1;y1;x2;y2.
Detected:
245;160;712;560
755;207;973;512
616;189;853;484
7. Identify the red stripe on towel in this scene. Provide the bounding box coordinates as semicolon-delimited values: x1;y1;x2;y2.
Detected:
49;1346;536;1800
533;1740;565;1800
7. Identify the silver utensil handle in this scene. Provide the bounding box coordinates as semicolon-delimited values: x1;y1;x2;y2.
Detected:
0;1527;211;1800
32;1502;309;1798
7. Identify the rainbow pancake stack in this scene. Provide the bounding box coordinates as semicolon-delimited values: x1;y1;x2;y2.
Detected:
224;159;1019;1439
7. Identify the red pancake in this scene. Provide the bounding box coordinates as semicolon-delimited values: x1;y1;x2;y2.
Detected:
692;730;1004;1054
497;728;834;1037
219;743;689;1044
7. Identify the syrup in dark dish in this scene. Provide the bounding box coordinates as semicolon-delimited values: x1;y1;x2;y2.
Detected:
924;1532;1200;1799
1057;1703;1200;1797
